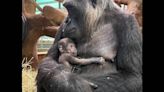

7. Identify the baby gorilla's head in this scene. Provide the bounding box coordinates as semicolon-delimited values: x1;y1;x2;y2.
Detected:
58;38;77;56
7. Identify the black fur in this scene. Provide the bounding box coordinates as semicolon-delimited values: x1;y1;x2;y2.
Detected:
36;0;142;92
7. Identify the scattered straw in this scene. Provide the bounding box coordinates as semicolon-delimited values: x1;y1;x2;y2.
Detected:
22;57;37;92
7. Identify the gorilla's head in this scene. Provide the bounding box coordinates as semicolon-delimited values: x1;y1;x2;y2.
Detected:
61;0;119;42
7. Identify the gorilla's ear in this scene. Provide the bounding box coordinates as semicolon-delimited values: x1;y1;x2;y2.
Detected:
91;0;97;8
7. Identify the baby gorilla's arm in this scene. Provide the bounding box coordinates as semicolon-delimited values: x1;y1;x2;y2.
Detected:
59;53;105;68
68;55;105;65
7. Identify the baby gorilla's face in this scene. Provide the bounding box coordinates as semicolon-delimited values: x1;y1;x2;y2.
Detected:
66;43;77;56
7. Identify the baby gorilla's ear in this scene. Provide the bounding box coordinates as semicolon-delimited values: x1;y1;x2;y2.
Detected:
58;45;64;53
57;42;64;53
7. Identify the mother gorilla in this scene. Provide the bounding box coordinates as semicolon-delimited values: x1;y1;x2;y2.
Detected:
36;0;142;92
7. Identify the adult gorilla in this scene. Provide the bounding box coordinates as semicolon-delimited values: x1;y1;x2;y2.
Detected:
36;0;142;92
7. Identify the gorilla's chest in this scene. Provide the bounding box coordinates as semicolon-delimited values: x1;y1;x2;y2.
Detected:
77;24;118;60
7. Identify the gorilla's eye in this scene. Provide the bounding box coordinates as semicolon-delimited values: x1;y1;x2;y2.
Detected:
91;0;97;8
65;17;71;24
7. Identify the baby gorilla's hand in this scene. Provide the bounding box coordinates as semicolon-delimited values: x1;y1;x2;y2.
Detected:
99;57;106;64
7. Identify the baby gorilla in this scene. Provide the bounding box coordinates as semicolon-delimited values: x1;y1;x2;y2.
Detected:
58;38;105;89
58;38;105;68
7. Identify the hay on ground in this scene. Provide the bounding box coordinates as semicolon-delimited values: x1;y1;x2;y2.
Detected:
22;57;37;92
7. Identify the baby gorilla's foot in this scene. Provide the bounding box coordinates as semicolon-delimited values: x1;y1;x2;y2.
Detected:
89;82;98;89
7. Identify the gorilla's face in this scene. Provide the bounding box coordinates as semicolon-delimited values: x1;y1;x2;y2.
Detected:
62;0;98;42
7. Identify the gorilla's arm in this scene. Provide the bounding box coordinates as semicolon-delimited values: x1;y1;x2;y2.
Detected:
116;15;142;74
